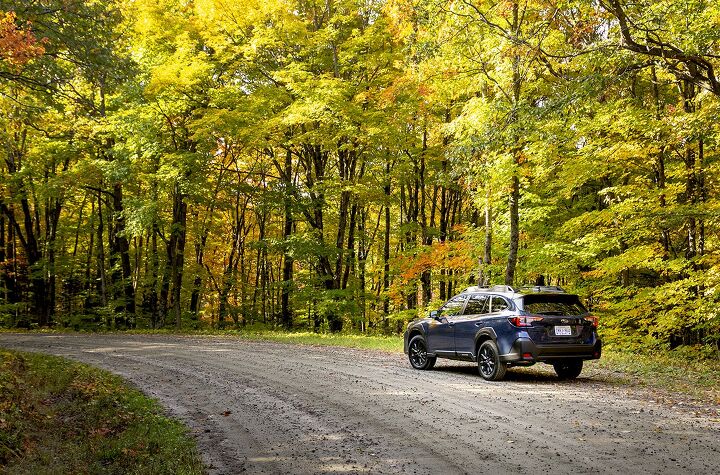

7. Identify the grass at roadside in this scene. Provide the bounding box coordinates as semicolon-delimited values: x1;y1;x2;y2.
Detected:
0;327;405;353
194;330;405;352
0;349;204;474
589;349;720;402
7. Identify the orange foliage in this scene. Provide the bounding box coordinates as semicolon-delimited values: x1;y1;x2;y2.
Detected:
395;234;475;284
496;0;514;20
0;11;46;69
417;82;433;98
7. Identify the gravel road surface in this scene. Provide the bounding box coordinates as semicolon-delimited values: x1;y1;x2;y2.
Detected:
1;333;718;474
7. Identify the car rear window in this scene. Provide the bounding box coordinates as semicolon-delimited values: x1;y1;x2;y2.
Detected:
521;294;587;316
463;294;489;315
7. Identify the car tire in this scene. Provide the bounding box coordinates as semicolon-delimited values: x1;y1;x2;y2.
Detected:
408;335;436;370
477;340;507;381
553;359;583;379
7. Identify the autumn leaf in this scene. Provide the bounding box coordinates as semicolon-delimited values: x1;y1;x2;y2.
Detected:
0;11;46;68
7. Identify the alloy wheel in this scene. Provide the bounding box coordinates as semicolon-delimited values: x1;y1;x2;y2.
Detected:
478;346;495;377
409;339;428;368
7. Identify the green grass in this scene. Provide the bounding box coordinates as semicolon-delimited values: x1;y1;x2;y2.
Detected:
179;329;405;353
591;349;720;399
0;349;204;474
0;327;405;353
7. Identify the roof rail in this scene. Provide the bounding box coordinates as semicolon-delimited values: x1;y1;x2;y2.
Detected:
463;284;525;294
489;285;516;293
518;285;566;293
462;285;488;293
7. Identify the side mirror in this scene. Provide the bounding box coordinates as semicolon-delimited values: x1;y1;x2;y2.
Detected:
429;310;439;320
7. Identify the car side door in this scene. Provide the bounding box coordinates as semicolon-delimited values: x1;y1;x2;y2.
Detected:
427;295;467;355
453;294;490;358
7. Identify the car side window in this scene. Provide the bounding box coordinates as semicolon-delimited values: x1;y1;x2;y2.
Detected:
463;294;489;315
438;295;467;317
491;296;510;313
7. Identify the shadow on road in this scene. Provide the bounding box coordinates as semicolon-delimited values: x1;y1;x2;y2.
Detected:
431;363;593;384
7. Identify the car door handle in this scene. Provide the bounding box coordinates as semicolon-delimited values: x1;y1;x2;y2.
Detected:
475;322;482;327
448;322;455;327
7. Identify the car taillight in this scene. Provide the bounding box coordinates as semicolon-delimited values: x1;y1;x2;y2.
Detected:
584;316;598;327
508;316;543;327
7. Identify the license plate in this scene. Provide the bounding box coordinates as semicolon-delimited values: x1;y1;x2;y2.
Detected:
554;325;572;336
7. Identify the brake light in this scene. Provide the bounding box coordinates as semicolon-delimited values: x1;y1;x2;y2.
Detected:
584;316;598;327
508;316;543;327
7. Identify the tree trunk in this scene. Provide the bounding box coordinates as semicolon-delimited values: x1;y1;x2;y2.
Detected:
342;203;358;290
698;137;705;256
189;246;203;316
95;195;108;307
281;149;294;328
170;184;187;329
1;138;49;324
439;176;448;300
335;149;356;289
0;214;6;306
419;129;432;306
149;227;159;327
481;185;493;286
650;65;671;256
299;144;341;330
505;0;522;287
160;226;171;326
383;158;391;317
505;176;520;286
112;183;135;324
682;80;697;259
0;211;18;315
357;207;369;330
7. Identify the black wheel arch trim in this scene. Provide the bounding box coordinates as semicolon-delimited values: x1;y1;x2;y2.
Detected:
471;327;498;360
404;323;429;354
406;325;427;341
474;327;498;346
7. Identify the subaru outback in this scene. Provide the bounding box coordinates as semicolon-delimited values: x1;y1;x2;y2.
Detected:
403;285;602;381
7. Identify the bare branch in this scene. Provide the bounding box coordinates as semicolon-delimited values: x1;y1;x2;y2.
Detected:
599;0;720;95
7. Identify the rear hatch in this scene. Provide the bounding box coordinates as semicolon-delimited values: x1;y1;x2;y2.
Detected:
520;294;594;344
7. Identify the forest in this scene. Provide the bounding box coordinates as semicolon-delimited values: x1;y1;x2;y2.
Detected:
0;0;719;350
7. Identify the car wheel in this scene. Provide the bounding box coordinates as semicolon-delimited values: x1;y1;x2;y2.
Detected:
553;359;583;379
408;335;436;370
477;340;507;381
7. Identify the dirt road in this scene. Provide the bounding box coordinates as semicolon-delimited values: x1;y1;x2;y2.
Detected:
1;333;718;474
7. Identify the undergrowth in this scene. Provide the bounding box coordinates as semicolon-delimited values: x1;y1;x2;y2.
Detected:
0;350;204;474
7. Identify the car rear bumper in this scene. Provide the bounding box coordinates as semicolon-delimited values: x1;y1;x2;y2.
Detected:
501;337;602;363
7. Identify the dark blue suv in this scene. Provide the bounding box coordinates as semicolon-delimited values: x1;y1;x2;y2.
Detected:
403;285;602;381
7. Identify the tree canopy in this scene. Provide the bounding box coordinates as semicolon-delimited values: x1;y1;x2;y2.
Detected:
1;0;719;350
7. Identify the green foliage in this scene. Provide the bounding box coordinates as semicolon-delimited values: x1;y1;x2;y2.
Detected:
1;0;720;350
0;349;203;473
